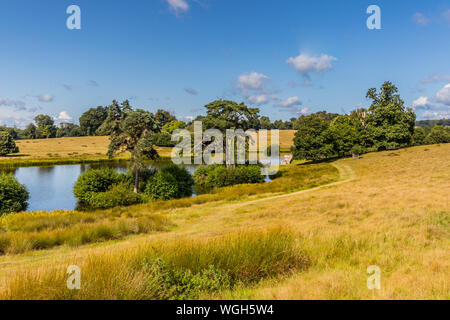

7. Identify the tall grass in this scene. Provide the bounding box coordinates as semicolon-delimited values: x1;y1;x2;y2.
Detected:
0;214;171;255
1;227;309;300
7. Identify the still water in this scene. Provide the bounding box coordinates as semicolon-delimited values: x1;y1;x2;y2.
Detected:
1;161;197;212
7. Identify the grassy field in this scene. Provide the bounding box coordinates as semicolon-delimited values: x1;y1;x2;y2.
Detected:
0;143;448;299
0;130;295;166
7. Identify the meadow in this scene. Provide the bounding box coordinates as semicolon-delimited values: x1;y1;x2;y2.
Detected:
0;143;448;299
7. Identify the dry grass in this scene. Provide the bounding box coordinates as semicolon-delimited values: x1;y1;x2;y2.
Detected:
1;130;294;165
0;136;172;165
0;144;448;299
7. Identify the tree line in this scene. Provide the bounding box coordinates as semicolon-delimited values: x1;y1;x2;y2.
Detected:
291;82;450;162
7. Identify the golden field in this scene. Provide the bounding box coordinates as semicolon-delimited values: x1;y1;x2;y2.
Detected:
0;143;448;299
0;130;295;165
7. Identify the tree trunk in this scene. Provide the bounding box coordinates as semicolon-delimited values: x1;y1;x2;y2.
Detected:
134;167;139;193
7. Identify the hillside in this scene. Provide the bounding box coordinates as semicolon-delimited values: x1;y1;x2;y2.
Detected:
0;143;448;299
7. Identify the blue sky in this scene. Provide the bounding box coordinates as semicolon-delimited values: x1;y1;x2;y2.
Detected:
0;0;449;127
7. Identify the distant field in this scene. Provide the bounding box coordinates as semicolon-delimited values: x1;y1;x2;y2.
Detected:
0;130;295;165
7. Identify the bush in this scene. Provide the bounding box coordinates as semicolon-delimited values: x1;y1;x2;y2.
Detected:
193;164;264;190
145;165;194;200
153;132;175;147
0;173;29;215
0;131;19;156
88;183;143;209
73;168;125;205
424;125;450;145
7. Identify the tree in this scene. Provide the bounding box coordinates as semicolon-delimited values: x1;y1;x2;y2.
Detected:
79;106;108;136
365;82;416;149
291;115;334;162
56;123;84;138
23;123;37;139
0;131;19;156
202;100;260;131
0;173;29;214
424;125;450;144
329;115;362;156
411;127;426;146
100;100;160;193
34;114;56;139
154;109;176;130
259;116;272;129
162;120;186;134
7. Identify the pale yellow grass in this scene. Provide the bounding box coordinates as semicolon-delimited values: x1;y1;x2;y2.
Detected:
0;144;448;299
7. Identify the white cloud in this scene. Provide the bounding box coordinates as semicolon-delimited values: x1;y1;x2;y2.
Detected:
276;96;302;108
421;110;450;120
56;111;73;122
286;53;337;76
0;97;26;110
166;0;189;14
0;106;35;128
436;84;450;105
412;13;429;26
37;94;54;102
237;72;270;91
421;73;450;84
247;95;269;105
412;96;430;109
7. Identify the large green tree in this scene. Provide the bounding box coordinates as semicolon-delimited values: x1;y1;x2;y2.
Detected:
366;81;416;149
34;114;57;139
0;131;19;156
328;115;362;156
79;106;108;136
424;125;450;144
291;114;334;162
100;100;159;193
154;109;177;130
202;100;260;131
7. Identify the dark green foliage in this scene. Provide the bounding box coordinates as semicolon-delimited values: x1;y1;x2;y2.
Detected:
193;164;264;190
411;127;427;146
34;114;57;139
154;109;177;130
202;100;260;131
291;115;334;162
73;168;124;204
153;132;175;147
328;115;362;156
79;106;108;136
424;125;450;144
22;124;37;139
142;258;232;300
87;183;143;209
145;165;194;200
0;131;19;156
0;173;29;215
56;124;84;138
365;82;416;149
416;119;450;130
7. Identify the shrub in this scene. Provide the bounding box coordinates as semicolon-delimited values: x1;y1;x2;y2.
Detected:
145;165;194;200
193;164;264;190
0;131;19;156
153;132;175;147
424;125;450;145
0;173;29;215
88;183;143;209
73;168;124;204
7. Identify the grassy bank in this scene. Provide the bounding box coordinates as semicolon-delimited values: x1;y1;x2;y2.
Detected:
0;162;338;255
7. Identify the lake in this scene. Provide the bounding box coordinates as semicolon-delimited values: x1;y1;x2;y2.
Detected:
1;161;197;212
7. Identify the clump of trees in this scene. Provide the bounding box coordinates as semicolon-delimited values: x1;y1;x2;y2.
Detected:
0;173;29;214
292;82;419;162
